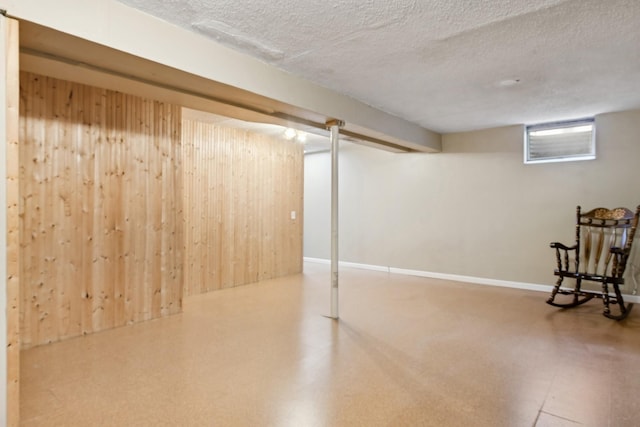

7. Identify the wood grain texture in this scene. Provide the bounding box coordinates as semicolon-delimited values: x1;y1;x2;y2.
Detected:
182;117;303;295
5;17;20;427
19;72;183;348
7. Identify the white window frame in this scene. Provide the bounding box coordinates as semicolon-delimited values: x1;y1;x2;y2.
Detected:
524;118;596;164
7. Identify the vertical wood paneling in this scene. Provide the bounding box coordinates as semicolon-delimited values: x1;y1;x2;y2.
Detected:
19;72;183;348
5;17;20;427
182;115;303;296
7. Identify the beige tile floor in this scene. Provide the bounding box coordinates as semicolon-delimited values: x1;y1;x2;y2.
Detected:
20;262;640;426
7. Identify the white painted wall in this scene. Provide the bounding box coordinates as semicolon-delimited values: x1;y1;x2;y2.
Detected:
304;109;640;289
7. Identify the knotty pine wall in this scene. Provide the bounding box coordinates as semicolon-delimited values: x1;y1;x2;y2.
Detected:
18;72;183;348
5;17;20;426
182;117;303;295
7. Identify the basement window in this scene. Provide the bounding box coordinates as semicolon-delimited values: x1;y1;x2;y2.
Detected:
525;118;595;164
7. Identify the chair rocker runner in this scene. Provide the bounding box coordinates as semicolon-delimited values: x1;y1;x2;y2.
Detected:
547;205;640;320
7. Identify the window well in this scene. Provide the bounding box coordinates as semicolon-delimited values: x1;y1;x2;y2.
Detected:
525;118;595;164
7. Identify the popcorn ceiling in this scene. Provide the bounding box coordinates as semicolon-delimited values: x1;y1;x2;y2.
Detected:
116;0;640;133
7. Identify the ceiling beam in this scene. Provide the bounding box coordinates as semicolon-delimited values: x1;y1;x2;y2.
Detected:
4;0;442;152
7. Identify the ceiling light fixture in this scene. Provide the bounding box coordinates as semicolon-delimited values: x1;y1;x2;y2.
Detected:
284;128;297;139
283;128;307;143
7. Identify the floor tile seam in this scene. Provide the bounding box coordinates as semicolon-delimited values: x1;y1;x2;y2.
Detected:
537;362;562;423
537;409;583;425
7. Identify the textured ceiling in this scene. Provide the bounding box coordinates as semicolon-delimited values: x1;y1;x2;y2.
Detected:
115;0;640;133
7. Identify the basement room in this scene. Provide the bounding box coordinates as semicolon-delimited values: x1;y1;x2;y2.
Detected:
2;0;640;426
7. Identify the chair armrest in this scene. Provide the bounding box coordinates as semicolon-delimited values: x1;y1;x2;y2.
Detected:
609;246;626;255
550;242;577;272
550;242;576;251
609;246;630;277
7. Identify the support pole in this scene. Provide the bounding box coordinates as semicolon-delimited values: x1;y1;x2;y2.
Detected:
327;119;344;319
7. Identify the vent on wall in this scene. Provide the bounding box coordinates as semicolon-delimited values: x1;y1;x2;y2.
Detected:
525;118;595;164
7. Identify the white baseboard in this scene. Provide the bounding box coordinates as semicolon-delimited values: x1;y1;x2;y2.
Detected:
388;267;554;293
303;257;640;304
304;257;330;265
303;257;390;272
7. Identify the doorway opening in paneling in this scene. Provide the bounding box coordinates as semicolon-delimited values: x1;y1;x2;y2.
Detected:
180;107;306;297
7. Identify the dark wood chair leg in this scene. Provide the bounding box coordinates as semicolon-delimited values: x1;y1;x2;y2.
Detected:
601;280;611;317
547;277;595;308
604;284;634;320
546;276;564;304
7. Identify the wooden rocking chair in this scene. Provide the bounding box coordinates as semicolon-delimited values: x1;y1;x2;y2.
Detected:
547;205;640;320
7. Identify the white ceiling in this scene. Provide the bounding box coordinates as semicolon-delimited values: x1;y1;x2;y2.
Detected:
115;0;640;134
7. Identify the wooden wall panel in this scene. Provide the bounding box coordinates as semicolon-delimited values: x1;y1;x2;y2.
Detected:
5;16;20;427
18;72;183;348
182;117;303;296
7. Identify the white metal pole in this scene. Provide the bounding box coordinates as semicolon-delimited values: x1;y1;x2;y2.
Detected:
327;120;343;319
